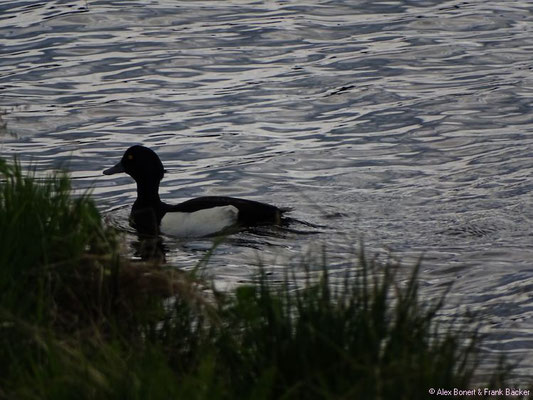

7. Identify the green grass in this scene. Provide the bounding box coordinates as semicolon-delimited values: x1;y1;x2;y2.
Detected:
0;159;107;322
0;159;521;399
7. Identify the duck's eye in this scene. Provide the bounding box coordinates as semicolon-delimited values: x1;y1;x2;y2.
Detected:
127;155;134;160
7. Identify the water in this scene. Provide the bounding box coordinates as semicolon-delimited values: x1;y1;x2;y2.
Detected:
1;0;533;378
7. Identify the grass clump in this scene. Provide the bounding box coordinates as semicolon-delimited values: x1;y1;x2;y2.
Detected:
0;159;517;399
0;159;110;322
211;262;508;400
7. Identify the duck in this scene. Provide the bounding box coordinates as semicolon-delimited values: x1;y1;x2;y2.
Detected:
103;145;286;237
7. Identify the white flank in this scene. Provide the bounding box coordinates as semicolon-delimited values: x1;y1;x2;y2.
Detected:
160;205;239;237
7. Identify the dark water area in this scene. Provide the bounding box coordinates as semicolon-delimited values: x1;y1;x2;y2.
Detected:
1;0;533;378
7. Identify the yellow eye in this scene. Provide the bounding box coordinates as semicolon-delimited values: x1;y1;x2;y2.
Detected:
127;155;134;160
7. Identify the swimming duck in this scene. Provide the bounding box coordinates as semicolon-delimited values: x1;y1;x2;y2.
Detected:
103;145;285;237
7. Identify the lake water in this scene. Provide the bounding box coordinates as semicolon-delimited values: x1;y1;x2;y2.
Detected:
1;0;533;379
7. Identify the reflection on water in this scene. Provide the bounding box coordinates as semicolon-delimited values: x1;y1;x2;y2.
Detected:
1;0;533;377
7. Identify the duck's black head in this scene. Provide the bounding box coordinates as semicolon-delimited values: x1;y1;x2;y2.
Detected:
103;145;165;183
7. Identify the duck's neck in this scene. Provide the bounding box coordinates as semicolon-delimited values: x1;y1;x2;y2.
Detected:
134;181;161;208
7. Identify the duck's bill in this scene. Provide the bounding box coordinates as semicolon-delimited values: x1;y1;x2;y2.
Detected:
103;161;125;175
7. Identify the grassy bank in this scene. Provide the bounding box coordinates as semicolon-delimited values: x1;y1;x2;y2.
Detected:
0;159;520;399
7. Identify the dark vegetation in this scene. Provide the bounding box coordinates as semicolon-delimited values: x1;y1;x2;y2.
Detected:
0;159;521;399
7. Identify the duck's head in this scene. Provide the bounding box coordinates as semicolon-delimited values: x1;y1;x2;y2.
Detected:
103;145;165;183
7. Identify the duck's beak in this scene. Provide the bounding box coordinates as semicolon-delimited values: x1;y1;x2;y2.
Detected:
103;161;125;175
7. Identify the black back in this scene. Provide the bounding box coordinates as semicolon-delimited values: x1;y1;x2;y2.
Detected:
167;196;283;225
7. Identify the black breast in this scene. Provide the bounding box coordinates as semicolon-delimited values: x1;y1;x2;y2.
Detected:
130;202;165;235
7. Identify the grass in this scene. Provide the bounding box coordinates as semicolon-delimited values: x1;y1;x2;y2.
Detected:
0;158;523;399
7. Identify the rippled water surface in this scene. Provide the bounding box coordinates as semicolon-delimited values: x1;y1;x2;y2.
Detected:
2;0;533;377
